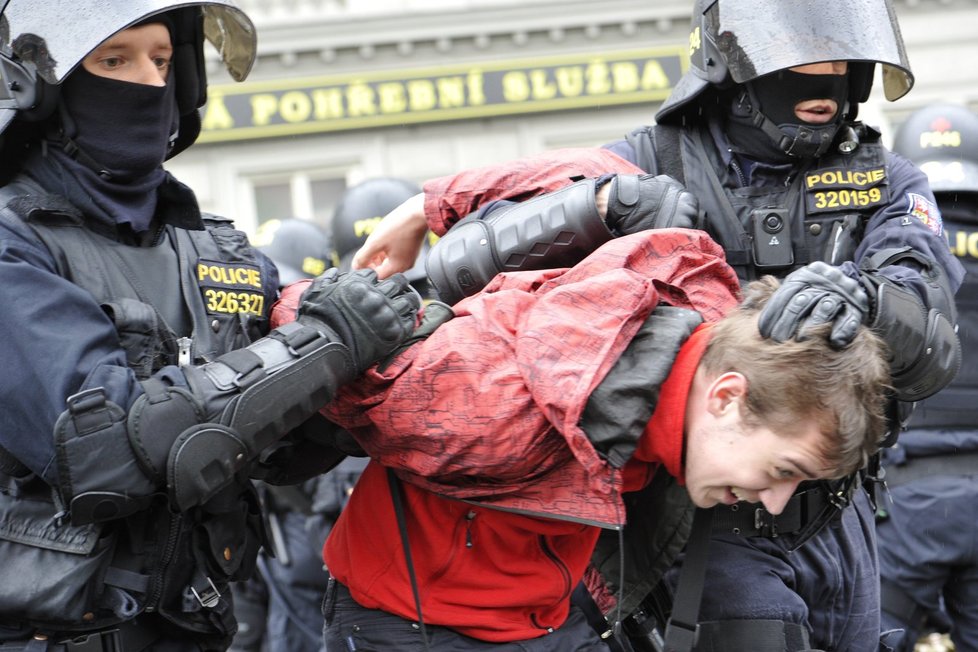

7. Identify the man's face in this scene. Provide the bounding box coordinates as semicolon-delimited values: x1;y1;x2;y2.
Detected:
82;23;173;86
787;61;849;124
682;371;831;515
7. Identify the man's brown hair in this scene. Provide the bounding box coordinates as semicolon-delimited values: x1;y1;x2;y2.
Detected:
699;276;890;478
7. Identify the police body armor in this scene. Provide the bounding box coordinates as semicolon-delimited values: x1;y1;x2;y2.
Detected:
626;122;888;278
0;178;267;642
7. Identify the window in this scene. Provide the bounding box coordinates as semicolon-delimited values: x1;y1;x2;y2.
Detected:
253;180;293;224
250;172;348;239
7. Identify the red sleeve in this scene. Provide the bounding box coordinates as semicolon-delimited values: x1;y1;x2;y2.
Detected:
320;229;740;503
269;279;311;329
421;147;645;234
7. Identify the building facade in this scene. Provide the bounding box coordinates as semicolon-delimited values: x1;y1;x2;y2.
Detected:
167;0;978;241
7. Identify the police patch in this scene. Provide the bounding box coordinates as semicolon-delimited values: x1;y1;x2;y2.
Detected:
804;166;889;214
196;259;266;316
905;193;944;236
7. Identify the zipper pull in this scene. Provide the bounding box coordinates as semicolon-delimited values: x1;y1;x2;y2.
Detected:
51;489;69;527
177;337;193;367
465;510;476;548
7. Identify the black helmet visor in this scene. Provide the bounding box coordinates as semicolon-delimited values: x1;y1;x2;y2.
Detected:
1;0;255;85
710;0;912;100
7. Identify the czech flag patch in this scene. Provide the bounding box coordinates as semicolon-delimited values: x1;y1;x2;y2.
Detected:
905;193;943;236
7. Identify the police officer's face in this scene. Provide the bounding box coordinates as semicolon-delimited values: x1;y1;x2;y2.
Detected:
81;23;173;87
787;61;849;124
682;371;831;515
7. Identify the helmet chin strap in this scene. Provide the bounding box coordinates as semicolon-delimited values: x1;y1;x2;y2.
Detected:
739;85;847;159
50;102;116;180
51;130;179;182
50;104;176;182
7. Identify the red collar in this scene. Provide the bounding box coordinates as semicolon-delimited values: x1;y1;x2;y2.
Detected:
634;323;713;484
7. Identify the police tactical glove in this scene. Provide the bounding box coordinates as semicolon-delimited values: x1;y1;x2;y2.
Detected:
297;268;421;374
604;174;699;236
758;261;870;348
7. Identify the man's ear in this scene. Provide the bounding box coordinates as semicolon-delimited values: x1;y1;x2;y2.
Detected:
705;372;748;417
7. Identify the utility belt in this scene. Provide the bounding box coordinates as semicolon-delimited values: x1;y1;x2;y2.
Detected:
882;451;978;489
0;616;162;652
711;483;843;540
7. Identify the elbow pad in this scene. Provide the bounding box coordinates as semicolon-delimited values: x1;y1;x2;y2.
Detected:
426;177;613;305
860;249;961;402
55;321;355;524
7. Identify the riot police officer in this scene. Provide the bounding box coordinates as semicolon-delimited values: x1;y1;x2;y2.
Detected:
878;103;978;652
0;3;420;650
352;1;963;650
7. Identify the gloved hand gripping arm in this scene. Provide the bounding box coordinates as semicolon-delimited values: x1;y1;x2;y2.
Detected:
54;269;420;524
426;174;698;305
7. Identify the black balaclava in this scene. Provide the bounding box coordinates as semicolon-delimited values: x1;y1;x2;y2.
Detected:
39;18;180;233
725;69;850;162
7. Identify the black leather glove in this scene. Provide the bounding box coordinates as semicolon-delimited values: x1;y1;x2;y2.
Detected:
604;174;699;235
758;261;870;348
297;268;420;374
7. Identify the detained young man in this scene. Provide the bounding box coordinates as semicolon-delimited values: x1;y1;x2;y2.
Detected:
271;227;890;651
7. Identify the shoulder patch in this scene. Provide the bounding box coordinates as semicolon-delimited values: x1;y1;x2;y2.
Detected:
905;193;944;237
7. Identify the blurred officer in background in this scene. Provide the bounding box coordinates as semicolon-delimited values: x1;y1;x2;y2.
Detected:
333;177;436;301
879;103;978;652
230;180;428;652
230;218;339;652
254;218;339;286
352;1;963;650
0;2;420;650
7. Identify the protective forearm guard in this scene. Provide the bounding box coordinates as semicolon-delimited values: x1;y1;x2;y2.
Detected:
860;248;961;402
55;321;355;524
426;177;612;305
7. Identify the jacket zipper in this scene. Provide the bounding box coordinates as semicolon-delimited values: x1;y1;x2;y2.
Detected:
528;535;575;633
459;499;622;530
730;156;748;188
145;511;182;611
425;510;475;586
538;534;573;602
464;510;476;548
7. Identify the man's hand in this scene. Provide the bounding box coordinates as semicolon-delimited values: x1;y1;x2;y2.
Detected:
603;174;699;235
297;268;421;373
351;192;428;278
758;261;870;348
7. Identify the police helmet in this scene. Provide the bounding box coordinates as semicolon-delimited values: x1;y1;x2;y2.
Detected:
253;218;336;288
335;231;439;298
0;0;256;157
892;104;978;196
656;0;913;124
331;177;438;298
331;176;422;264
